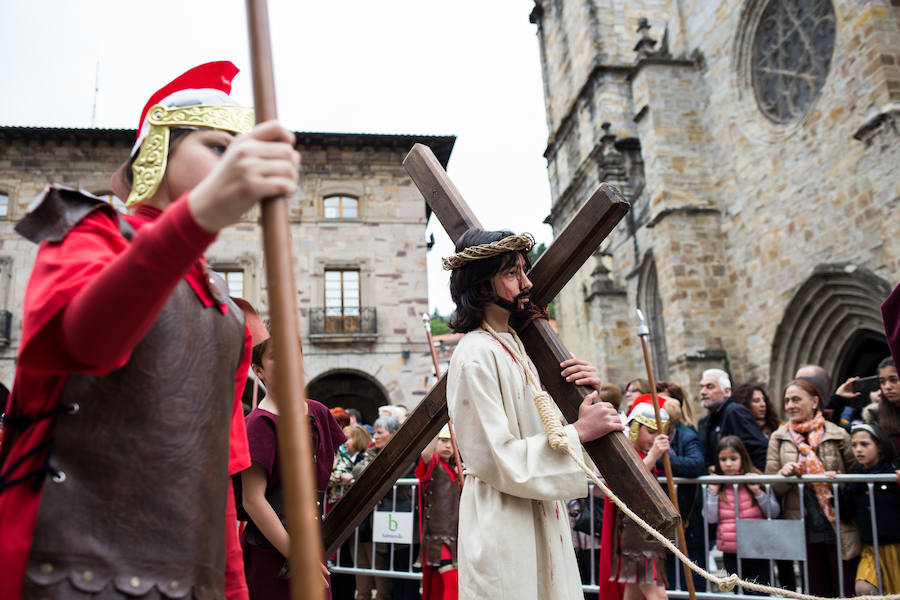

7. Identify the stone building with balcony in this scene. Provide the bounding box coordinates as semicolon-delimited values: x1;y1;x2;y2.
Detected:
529;0;899;412
0;126;454;424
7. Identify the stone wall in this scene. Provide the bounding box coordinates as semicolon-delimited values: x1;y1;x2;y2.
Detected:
0;128;451;411
531;0;899;413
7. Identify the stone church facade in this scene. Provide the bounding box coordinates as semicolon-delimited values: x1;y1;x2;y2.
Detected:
529;0;899;411
0;126;454;424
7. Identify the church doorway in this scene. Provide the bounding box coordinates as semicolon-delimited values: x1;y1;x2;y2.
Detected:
769;265;891;397
307;370;388;426
834;330;890;384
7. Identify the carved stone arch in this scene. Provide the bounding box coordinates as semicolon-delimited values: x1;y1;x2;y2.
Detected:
307;368;391;425
769;265;891;398
636;251;668;380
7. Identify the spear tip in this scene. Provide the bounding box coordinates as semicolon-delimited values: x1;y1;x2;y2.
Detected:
636;308;650;337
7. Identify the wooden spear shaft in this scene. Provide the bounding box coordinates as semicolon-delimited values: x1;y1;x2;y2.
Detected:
421;314;464;486
636;309;696;600
246;2;324;599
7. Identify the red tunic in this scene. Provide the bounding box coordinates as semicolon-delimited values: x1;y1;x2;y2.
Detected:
0;195;251;599
240;402;346;600
598;496;625;600
415;454;460;600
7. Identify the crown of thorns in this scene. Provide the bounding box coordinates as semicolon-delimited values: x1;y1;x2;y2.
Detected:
442;232;535;270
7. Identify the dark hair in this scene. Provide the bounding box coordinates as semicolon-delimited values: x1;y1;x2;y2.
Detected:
250;331;301;372
251;338;270;368
656;380;694;426
877;357;900;437
656;380;685;403
879;401;900;436
732;383;779;433
714;436;762;507
851;423;900;468
448;229;530;333
714;435;762;475
625;378;651;395
598;383;622;409
347;408;363;423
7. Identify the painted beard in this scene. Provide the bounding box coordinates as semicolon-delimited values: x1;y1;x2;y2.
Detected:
493;290;531;318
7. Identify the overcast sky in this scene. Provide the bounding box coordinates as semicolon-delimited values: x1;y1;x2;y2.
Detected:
0;1;553;314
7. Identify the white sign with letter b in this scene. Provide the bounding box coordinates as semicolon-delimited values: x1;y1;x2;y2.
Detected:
372;511;413;544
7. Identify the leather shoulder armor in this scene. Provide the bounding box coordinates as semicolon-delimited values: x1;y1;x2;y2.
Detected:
15;185;132;244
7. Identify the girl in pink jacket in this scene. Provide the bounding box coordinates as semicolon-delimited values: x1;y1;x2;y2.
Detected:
704;436;780;592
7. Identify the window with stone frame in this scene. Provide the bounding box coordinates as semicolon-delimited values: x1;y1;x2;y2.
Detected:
323;195;358;219
0;192;9;219
324;269;360;332
751;0;836;124
212;268;245;298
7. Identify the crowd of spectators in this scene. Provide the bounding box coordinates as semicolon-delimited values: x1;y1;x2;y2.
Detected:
562;358;900;598
243;355;900;599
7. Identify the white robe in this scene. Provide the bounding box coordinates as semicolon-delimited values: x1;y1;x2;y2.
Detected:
447;328;589;600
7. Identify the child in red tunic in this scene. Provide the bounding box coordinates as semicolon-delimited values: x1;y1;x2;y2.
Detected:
0;61;298;600
601;396;671;600
415;424;462;600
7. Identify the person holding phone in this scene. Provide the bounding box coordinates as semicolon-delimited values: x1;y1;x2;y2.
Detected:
834;372;891;426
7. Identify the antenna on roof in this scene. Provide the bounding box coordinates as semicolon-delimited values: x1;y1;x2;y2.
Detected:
90;61;99;128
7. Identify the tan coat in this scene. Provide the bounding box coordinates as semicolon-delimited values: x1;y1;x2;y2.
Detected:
765;420;861;559
765;420;856;519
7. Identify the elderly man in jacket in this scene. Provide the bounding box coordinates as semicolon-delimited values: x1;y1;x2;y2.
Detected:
696;369;769;470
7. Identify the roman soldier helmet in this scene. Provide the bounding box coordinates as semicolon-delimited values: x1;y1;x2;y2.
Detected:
110;61;255;208
624;394;669;444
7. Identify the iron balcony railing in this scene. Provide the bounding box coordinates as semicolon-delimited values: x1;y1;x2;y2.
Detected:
309;307;377;336
321;473;899;598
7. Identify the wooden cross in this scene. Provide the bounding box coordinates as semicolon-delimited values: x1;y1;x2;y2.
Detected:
321;144;679;556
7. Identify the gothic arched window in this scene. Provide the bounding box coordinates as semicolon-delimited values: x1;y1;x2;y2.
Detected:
637;255;668;380
751;0;836;124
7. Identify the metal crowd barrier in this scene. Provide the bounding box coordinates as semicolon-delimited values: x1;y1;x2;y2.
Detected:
585;473;899;599
324;474;898;598
327;478;422;581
